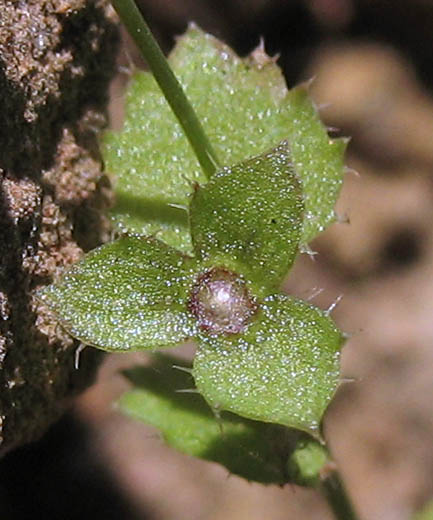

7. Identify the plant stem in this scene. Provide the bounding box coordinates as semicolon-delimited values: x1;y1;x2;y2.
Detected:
111;0;220;179
320;468;360;520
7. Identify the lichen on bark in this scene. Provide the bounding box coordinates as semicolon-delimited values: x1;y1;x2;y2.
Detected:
0;0;118;455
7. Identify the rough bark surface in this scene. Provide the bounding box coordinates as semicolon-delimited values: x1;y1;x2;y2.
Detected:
0;0;118;455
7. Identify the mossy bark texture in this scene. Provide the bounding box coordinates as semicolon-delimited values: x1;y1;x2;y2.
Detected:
0;0;118;455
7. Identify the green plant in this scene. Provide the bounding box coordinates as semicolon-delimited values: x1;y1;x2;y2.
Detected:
37;0;357;518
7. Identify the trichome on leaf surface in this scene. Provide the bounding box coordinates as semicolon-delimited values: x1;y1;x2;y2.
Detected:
37;25;348;487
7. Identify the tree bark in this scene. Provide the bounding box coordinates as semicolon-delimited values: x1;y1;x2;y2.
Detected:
0;0;119;455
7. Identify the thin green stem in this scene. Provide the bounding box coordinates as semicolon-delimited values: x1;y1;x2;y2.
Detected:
320;469;359;520
111;0;220;178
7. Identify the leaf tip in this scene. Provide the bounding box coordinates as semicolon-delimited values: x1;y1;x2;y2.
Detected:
247;38;280;70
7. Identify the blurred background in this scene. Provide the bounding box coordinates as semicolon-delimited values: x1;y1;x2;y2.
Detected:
2;0;433;518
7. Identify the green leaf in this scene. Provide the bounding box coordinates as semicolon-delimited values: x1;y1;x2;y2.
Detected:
190;143;304;294
103;25;346;249
37;236;198;351
103;68;195;253
286;437;329;487
120;354;301;485
283;86;348;244
193;294;343;437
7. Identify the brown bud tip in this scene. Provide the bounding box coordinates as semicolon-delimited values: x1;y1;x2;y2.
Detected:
188;267;258;335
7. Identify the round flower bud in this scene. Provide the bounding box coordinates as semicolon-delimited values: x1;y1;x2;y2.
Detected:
188;267;258;335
